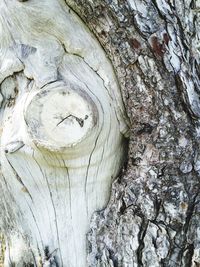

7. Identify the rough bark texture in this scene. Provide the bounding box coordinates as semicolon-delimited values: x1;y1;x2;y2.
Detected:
0;0;200;266
62;0;200;266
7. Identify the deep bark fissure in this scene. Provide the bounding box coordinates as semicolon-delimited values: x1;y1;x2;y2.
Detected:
136;218;149;267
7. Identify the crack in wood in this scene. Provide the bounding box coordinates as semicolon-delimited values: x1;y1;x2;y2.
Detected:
56;114;85;128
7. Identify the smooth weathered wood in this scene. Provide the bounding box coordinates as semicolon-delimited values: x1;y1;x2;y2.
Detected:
0;1;129;266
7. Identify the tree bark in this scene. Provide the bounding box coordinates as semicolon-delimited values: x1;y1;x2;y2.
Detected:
0;0;200;267
63;1;200;266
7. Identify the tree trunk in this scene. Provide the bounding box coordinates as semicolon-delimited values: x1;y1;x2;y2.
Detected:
0;0;200;266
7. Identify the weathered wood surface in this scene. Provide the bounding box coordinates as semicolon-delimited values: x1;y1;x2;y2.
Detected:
0;1;129;266
0;0;200;266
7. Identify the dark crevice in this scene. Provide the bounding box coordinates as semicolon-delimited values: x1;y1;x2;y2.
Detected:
107;248;118;267
84;131;101;214
43;174;63;267
40;79;59;90
154;196;162;220
56;114;86;127
183;192;199;234
184;243;194;267
136;218;149;267
177;191;200;263
6;158;33;201
174;74;198;123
